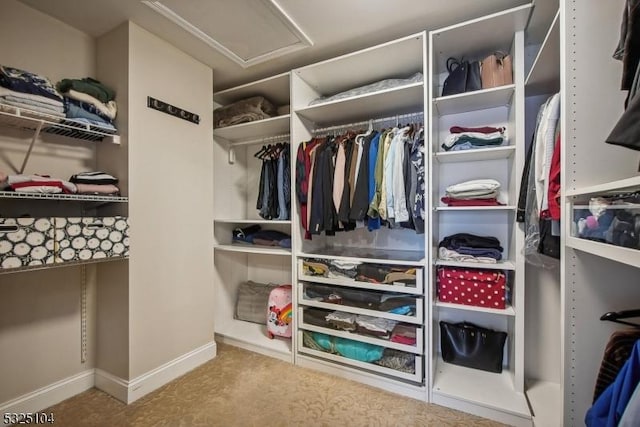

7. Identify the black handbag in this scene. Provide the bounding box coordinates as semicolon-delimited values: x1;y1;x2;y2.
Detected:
442;58;482;97
439;321;507;373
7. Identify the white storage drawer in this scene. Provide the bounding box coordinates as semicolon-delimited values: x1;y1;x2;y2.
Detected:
0;218;55;269
298;307;424;355
54;216;129;262
298;282;424;325
297;330;424;383
298;258;424;295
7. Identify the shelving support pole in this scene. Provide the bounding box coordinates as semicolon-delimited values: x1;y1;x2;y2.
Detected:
80;264;87;363
19;121;43;174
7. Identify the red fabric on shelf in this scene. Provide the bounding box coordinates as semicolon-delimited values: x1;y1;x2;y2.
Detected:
440;196;504;207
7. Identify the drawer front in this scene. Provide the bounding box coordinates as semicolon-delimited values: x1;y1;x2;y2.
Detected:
298;282;424;325
0;218;55;269
54;217;129;262
297;330;424;383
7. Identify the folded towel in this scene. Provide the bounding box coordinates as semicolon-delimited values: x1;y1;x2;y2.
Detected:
70;171;118;185
56;77;115;103
0;65;62;102
74;183;120;195
64;89;117;120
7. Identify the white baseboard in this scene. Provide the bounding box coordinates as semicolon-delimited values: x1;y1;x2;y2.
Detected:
94;368;129;403
127;340;217;403
95;341;217;404
1;341;217;418
0;370;94;421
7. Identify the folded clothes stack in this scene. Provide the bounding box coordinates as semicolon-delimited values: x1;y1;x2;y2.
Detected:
0;65;65;120
56;77;117;132
232;224;291;248
1;173;75;193
438;232;504;263
301;258;417;286
0;170;121;196
441;178;504;207
69;171;120;195
304;283;416;315
442;125;507;152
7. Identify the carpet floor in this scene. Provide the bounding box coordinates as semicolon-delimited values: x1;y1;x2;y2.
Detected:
45;343;504;426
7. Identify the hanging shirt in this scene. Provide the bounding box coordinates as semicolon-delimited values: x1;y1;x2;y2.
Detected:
411;128;426;220
392;127;410;223
368;130;388;221
367;132;382;231
378;130;394;220
333;137;347;214
586;340;640;427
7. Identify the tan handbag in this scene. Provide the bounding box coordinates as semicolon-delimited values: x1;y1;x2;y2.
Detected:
480;52;513;89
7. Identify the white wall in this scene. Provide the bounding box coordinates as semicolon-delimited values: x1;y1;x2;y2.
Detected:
0;0;98;404
127;22;215;378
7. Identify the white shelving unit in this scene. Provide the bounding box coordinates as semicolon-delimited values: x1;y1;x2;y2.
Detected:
428;5;532;426
435;145;516;163
214;244;291;257
560;1;640;425
522;5;562;425
435;258;517;270
0;103;120;144
0;191;127;203
290;31;428;397
212;72;295;361
525;10;560;97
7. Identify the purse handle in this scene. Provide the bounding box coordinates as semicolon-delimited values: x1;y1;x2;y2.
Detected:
446;57;462;73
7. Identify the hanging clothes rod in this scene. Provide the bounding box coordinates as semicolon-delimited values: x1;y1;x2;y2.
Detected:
227;133;290;164
312;111;424;134
229;133;290;148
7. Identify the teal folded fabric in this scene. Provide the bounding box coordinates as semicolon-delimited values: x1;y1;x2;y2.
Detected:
312;332;384;362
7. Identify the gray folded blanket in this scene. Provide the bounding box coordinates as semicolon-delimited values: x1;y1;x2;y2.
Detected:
214;95;276;128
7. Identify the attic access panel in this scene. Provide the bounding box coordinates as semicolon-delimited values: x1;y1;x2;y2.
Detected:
142;0;312;68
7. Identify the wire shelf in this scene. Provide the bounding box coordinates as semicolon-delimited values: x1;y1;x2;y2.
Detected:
0;104;120;144
0;191;128;203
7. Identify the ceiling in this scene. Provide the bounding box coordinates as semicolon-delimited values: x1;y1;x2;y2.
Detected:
19;0;555;92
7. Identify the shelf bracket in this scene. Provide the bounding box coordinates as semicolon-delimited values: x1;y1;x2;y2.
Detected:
19;120;44;174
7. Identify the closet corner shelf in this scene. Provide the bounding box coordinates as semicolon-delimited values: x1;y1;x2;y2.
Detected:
295;82;424;126
433;85;515;117
215;319;292;356
526;380;561;427
298;247;425;266
435;301;515;317
298;273;423;295
298;321;423;355
434;146;515;163
525;9;560;96
213;71;290;107
212;115;290;142
566;237;640;269
435;205;515;212
432;357;531;418
0;191;128;204
431;3;533;75
565;175;640;197
0;104;120;144
214;218;292;225
435;259;516;271
0;256;128;275
214;244;291;256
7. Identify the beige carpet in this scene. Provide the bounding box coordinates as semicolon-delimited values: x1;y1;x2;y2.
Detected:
46;343;504;426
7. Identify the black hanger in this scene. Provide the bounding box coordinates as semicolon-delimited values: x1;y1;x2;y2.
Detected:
600;309;640;328
254;144;268;159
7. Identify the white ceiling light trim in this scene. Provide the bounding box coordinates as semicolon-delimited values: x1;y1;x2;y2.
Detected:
141;0;313;68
